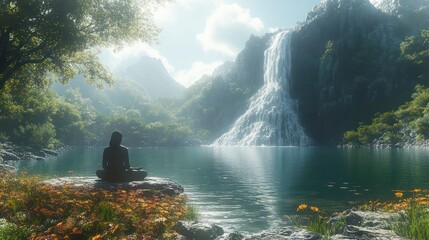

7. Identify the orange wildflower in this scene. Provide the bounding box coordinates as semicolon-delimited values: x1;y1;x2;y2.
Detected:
395;192;403;198
310;206;320;212
297;204;307;211
92;235;102;240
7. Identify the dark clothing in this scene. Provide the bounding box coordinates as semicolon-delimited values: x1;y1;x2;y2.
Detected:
102;145;130;178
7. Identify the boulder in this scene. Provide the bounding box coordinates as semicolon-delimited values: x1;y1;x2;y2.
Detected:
43;177;184;196
174;221;224;240
329;210;403;240
246;227;322;240
330;225;404;240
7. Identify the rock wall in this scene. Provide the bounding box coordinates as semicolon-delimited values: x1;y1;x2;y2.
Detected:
182;0;429;145
290;0;429;144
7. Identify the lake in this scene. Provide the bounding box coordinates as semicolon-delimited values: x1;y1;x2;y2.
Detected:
11;146;429;233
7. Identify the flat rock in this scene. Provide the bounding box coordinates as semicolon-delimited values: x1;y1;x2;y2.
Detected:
174;221;224;240
43;177;184;196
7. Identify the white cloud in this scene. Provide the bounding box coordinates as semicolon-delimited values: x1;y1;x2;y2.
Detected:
268;27;280;33
155;0;214;24
197;3;265;58
99;42;174;74
175;61;223;87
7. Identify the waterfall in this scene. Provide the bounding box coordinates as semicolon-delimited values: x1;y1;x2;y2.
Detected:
213;30;310;146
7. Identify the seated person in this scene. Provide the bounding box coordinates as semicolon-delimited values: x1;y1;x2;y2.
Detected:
99;131;146;182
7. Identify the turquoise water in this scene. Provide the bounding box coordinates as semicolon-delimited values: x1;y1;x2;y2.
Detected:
12;147;429;232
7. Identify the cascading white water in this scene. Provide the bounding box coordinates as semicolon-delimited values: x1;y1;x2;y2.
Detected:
213;30;310;146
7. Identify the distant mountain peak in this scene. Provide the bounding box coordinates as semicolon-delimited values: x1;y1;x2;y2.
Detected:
125;55;185;99
369;0;429;15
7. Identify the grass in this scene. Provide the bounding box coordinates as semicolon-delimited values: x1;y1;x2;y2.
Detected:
184;204;199;221
395;204;429;239
390;202;429;239
0;172;192;239
296;189;429;239
291;204;345;239
0;223;33;240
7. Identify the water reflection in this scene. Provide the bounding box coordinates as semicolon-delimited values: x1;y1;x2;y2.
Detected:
12;147;429;233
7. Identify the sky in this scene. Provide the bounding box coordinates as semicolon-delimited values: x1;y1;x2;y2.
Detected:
100;0;325;88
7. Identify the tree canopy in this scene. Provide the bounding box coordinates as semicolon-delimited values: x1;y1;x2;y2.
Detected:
400;29;429;80
0;0;164;90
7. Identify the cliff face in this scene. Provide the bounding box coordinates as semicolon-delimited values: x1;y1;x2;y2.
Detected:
182;0;429;144
289;0;429;144
180;34;270;136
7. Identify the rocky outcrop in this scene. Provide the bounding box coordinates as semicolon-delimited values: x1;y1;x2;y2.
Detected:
179;34;270;137
0;164;17;173
0;142;59;161
329;210;403;239
43;177;184;196
289;0;427;145
180;0;429;145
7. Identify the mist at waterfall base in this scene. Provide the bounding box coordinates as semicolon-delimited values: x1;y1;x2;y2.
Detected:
14;147;429;233
214;30;310;146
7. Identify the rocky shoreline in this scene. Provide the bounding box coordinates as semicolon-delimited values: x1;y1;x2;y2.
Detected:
0;142;59;161
340;127;429;149
39;177;405;240
0;167;406;239
172;209;403;240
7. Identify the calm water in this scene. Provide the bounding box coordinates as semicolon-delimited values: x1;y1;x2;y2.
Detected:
10;147;429;233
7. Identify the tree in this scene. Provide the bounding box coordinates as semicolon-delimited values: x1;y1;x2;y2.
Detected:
0;0;165;90
400;29;429;80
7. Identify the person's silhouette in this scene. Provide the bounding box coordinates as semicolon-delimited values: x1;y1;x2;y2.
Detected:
102;131;131;181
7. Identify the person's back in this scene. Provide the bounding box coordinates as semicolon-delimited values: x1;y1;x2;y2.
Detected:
103;145;130;172
102;131;130;181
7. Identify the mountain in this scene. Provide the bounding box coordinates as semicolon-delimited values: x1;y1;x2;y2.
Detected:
290;0;429;144
370;0;429;15
53;54;185;115
179;34;270;137
124;55;185;99
180;0;429;145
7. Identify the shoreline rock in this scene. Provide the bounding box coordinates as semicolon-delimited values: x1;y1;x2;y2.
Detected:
43;176;184;196
174;210;403;240
0;142;60;161
174;221;225;240
3;173;406;240
329;210;402;240
0;163;17;173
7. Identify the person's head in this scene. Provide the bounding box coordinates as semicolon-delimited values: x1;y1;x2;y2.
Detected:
109;131;123;147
